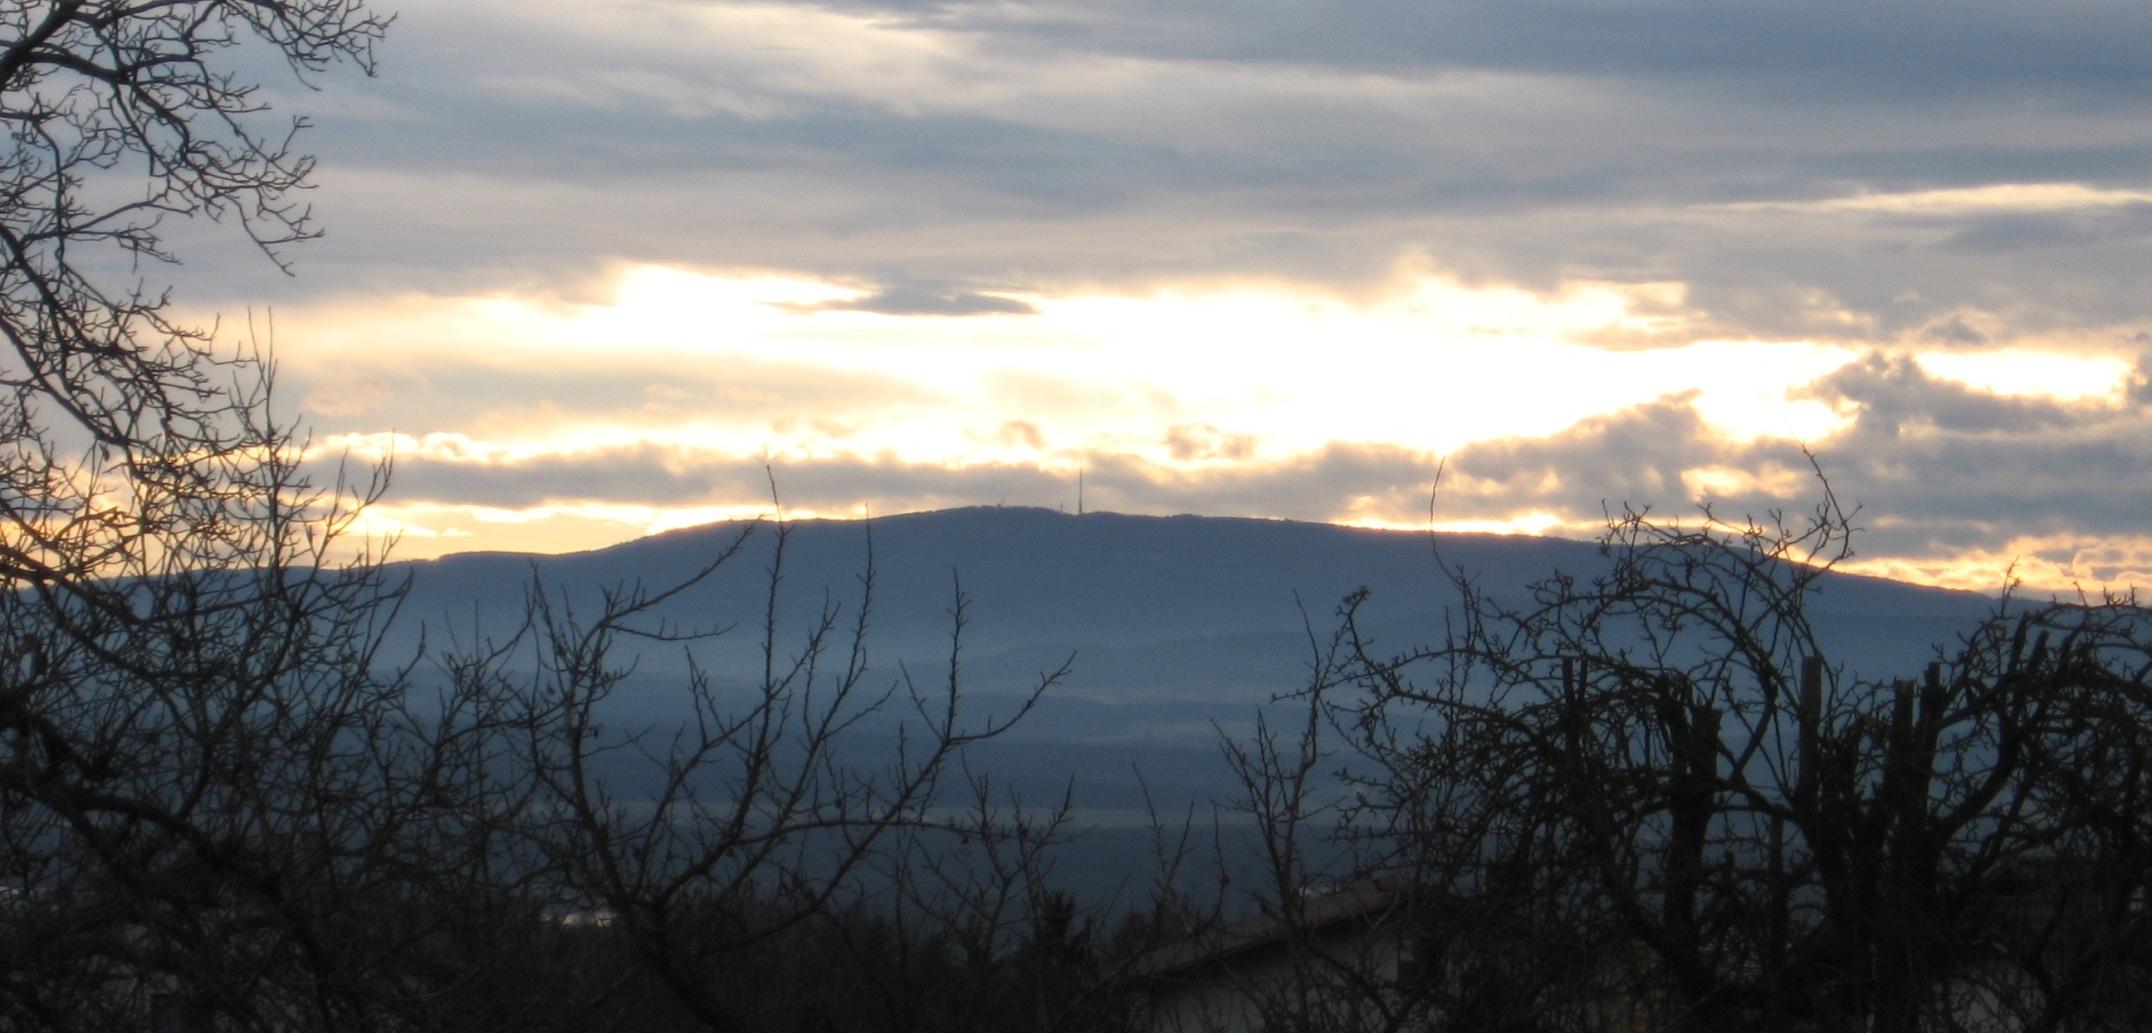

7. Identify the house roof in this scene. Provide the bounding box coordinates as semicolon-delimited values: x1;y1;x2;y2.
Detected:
1132;877;1408;980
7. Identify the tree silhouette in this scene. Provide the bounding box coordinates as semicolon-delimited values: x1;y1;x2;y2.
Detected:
1234;476;2152;1032
0;8;1093;1032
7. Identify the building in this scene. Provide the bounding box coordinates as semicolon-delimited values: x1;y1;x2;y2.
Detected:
1135;879;1414;1033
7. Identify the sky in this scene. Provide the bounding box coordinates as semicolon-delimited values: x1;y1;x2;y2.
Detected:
189;0;2152;593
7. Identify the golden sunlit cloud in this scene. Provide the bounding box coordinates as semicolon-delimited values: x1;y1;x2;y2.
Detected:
350;502;737;558
1843;533;2152;598
1417;511;1587;537
1712;181;2152;215
1914;349;2136;402
279;261;1859;459
1680;463;1818;500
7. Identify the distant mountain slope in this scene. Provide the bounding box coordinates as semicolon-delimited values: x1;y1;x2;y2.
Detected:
380;507;2006;857
390;506;1998;698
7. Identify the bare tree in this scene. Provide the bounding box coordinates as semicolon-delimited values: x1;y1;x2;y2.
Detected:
0;4;508;1031
1229;475;2152;1032
0;9;1204;1032
430;513;1101;1032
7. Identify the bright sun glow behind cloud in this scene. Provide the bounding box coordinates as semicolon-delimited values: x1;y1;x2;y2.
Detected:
293;262;1859;463
272;261;2150;594
1914;349;2136;401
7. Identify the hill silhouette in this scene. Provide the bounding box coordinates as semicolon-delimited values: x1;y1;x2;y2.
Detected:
383;508;1998;833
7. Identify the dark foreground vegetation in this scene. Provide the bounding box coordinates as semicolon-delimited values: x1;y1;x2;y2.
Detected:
1;5;2147;1032
1218;481;2152;1033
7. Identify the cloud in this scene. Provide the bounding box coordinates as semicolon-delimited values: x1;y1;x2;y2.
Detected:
1714;184;2152;216
792;1;2152;103
996;420;1046;450
1921;316;1988;346
1162;423;1254;462
1391;364;2152;582
142;0;2152;596
367;443;1070;513
347;415;1691;532
332;346;2152;595
301;374;399;420
1430;404;1711;525
1458;359;2152;546
184;0;2146;349
1934;208;2152;254
378;442;728;509
796;285;1038;316
1805;353;2083;437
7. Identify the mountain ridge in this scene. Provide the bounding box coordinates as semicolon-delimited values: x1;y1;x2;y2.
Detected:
374;505;2016;886
388;505;2002;697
